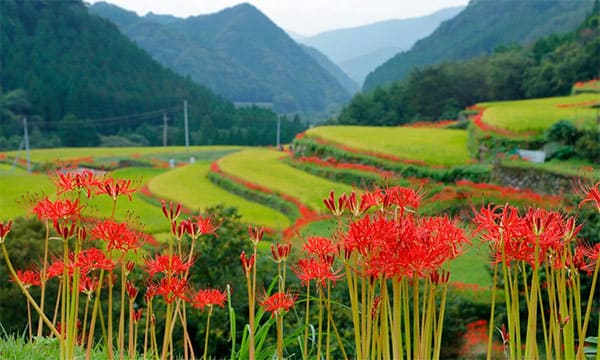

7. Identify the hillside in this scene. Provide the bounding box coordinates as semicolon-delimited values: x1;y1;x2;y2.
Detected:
299;44;359;94
338;9;599;126
89;2;351;113
363;0;595;91
0;0;304;149
300;6;464;85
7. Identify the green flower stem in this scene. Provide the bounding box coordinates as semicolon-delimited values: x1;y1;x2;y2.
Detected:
577;256;600;358
203;306;213;360
486;261;498;360
1;243;61;339
37;220;50;337
86;269;104;360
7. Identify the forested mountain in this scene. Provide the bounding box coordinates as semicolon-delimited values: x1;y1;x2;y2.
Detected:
0;0;306;149
299;6;464;85
89;2;351;113
338;7;600;126
299;44;359;94
363;0;595;91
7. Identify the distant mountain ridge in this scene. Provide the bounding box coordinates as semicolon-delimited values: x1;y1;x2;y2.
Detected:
1;0;306;149
299;6;464;85
363;0;595;91
90;2;351;113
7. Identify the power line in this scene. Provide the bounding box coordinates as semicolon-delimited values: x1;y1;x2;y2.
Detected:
27;105;181;129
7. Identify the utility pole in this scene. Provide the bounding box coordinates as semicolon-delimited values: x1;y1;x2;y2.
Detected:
184;100;189;151
163;113;168;147
23;116;31;173
276;115;281;151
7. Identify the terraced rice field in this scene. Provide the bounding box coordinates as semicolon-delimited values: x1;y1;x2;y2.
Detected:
92;167;170;233
479;93;599;134
2;146;243;163
217;148;354;211
149;162;290;229
305;126;472;166
0;164;53;219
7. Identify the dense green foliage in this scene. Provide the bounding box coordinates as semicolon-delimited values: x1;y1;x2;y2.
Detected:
89;2;350;113
364;0;595;90
0;0;306;150
340;7;599;125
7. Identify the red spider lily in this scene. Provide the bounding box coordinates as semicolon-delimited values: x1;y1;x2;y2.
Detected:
154;277;188;304
293;257;343;287
190;288;227;311
47;258;70;279
96;177;136;201
323;190;348;216
303;236;337;258
53;220;78;240
75;248;115;273
576;242;600;274
55;169;102;198
575;177;600;211
79;275;99;295
0;220;12;243
382;185;423;214
186;215;220;238
171;220;185;239
343;214;398;257
90;220;139;253
161;200;182;223
271;242;292;262
144;254;191;278
261;291;296;316
430;270;451;285
345;191;378;217
132;309;143;323
248;225;264;245
240;251;255;276
11;269;41;288
32;198;82;224
126;280;138;300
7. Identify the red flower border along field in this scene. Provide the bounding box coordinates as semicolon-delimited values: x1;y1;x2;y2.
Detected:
0;162;598;359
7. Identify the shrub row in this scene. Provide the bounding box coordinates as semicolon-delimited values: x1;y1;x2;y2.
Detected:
206;170;299;222
292;136;491;183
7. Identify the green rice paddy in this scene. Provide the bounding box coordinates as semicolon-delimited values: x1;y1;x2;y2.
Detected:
217;148;354;211
148;162;290;229
305;126;472;166
480;93;599;134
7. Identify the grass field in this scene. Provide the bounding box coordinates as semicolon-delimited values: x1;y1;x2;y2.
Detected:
2;146;243;163
479;93;599;134
305;126;472;166
0;164;54;220
502;158;600;180
217;148;354;211
149;162;290;229
92;167;170;233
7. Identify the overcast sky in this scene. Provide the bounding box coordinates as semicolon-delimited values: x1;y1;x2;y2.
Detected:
88;0;469;36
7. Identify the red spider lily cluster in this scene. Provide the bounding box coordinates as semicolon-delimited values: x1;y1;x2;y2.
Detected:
473;177;600;359
0;169;225;360
2;166;599;360
295;155;396;179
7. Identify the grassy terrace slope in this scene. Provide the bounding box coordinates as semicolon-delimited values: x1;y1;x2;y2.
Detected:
217;148;354;211
149;162;289;229
305;126;472;166
0;164;53;219
3;146;242;163
480;93;599;135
